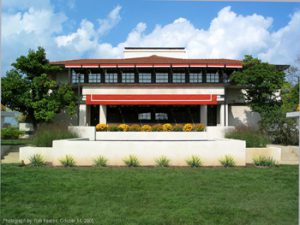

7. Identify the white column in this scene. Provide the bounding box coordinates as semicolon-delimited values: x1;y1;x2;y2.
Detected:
225;103;228;126
79;104;87;126
220;104;225;126
99;105;107;124
200;105;207;125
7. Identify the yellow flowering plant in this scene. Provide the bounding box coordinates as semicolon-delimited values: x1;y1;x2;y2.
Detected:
183;123;193;132
96;124;107;131
162;123;173;131
118;124;129;132
141;124;152;132
193;123;206;132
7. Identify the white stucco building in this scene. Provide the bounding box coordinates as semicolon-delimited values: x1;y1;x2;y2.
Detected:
51;47;260;128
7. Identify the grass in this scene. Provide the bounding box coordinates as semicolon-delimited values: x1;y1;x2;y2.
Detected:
1;164;298;225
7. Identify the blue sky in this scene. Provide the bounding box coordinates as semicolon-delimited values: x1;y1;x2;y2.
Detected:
2;0;300;74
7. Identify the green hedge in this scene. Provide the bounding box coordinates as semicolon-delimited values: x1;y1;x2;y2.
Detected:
225;127;269;148
1;127;24;140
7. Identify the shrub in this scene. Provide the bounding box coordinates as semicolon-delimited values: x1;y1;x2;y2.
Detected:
32;124;78;147
118;124;129;132
162;123;173;131
96;124;107;131
183;123;193;132
219;155;235;167
141;124;152;132
29;154;46;167
186;155;202;168
59;155;76;167
253;156;277;167
94;156;108;167
107;125;121;131
193;124;206;132
173;124;183;132
155;156;170;167
123;155;140;167
225;127;269;147
1;127;24;139
128;124;141;131
152;124;163;132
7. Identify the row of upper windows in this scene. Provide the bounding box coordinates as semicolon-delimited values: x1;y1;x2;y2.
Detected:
71;72;221;84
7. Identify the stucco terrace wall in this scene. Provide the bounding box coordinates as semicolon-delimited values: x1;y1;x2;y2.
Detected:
245;147;281;164
20;136;246;166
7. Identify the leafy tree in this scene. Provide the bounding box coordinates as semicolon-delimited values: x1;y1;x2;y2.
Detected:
230;55;298;145
1;47;76;127
230;55;285;114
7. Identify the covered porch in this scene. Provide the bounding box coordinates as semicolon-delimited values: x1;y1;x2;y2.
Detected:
79;94;229;127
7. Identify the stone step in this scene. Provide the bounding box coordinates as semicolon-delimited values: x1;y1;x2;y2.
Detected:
1;152;20;164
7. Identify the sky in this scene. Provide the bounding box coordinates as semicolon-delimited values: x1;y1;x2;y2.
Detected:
2;0;300;75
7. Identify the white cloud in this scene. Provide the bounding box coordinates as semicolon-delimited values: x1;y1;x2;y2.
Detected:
2;3;300;75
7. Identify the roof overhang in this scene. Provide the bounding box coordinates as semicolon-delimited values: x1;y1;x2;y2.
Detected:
64;63;242;69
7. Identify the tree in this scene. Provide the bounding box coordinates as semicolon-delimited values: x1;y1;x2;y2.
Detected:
230;55;298;145
1;47;76;127
230;55;285;114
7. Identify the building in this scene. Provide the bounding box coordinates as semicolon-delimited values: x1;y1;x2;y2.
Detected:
51;47;260;128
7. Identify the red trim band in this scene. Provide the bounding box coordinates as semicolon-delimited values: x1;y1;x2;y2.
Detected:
86;94;217;105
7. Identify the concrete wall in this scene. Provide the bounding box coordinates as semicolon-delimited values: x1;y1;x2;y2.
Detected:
69;126;96;140
246;147;281;164
228;105;260;128
20;138;246;166
19;147;53;164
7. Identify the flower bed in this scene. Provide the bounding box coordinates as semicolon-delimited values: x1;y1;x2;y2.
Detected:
95;123;206;132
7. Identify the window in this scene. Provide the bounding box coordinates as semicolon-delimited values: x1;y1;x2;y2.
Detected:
105;73;118;83
139;73;152;83
88;73;101;83
138;112;151;120
172;73;186;83
206;72;219;83
189;73;203;83
122;73;135;83
71;71;84;84
155;73;169;83
155;113;168;120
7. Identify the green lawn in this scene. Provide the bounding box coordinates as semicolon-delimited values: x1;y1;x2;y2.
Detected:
1;164;298;225
1;139;31;145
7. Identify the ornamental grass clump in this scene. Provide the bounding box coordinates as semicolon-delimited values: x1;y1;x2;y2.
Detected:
123;155;140;167
32;124;78;147
253;156;277;167
183;123;193;132
128;124;141;131
29;154;46;167
118;124;129;132
186;155;202;168
96;124;107;131
193;124;206;132
225;126;269;147
141;124;152;132
219;155;235;167
60;155;76;167
152;124;163;132
173;124;183;132
162;123;173;131
155;156;170;167
94;156;108;167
